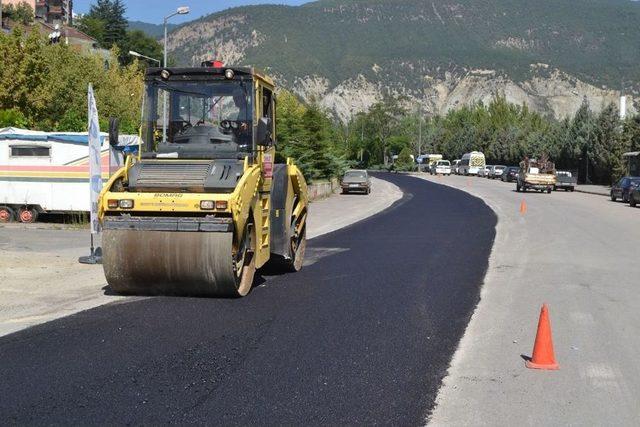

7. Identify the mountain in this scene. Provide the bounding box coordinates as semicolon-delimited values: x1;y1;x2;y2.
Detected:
128;20;177;39
165;0;640;121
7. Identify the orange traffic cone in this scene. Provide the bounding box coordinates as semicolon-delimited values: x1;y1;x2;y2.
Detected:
526;304;559;370
519;199;527;215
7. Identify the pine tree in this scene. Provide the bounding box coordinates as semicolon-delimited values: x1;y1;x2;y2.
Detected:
84;0;127;49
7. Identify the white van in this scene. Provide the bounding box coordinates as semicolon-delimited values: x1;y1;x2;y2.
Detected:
458;151;486;175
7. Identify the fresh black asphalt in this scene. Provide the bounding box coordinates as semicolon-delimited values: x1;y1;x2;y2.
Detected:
0;173;496;425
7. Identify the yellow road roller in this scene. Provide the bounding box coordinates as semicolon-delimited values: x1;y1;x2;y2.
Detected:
99;65;308;297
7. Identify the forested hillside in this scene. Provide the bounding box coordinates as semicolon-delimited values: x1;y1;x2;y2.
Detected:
164;0;640;120
167;0;639;86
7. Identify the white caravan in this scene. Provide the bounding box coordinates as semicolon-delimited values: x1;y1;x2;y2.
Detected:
0;127;137;222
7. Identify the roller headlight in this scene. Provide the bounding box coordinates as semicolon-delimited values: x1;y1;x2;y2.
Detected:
118;199;134;209
200;200;215;210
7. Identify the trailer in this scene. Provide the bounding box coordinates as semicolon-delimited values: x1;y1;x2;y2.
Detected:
0;127;137;222
516;157;557;193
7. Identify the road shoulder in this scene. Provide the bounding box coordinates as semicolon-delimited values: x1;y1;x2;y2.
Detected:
414;173;640;426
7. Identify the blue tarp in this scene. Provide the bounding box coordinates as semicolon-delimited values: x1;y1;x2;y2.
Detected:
0;127;105;145
0;128;138;151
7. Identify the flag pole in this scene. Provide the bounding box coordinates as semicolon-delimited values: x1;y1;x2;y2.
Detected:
79;83;103;265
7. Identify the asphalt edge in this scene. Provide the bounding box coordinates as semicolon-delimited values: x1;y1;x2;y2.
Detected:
404;173;504;426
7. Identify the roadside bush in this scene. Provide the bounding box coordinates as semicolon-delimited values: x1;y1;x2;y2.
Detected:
0;108;29;128
395;147;415;171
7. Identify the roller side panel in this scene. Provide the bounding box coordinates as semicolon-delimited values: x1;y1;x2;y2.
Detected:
269;164;291;258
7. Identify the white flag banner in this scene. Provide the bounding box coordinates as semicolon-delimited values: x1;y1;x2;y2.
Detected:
88;84;102;235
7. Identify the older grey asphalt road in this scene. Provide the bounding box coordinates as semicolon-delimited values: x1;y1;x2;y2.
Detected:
421;174;640;426
0;173;496;425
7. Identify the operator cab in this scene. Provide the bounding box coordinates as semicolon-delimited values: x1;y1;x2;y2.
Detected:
140;65;275;160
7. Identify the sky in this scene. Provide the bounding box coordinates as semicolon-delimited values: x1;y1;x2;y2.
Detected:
73;0;311;24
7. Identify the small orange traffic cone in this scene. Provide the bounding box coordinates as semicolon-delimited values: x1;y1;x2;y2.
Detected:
526;304;559;370
519;199;527;215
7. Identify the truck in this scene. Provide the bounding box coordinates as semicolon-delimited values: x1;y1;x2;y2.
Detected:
516;157;556;193
554;171;577;191
99;64;309;297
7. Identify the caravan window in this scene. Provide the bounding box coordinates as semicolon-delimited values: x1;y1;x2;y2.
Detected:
10;145;51;157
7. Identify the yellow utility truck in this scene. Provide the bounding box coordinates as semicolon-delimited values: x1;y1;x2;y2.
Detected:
99;65;308;297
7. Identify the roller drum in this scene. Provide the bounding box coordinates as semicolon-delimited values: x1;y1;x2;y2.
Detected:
102;229;242;297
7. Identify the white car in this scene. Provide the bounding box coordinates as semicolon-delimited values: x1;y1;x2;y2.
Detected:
478;165;492;177
489;165;507;179
452;159;461;174
434;160;452;175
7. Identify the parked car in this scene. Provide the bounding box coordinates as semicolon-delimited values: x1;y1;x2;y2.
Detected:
452;159;461;174
341;169;371;194
478;165;493;177
629;186;640;207
554;171;577;191
428;162;437;175
434;160;452;175
502;166;519;182
489;165;507;179
610;176;640;202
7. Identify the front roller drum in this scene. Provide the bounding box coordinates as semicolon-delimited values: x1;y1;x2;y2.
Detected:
102;229;255;297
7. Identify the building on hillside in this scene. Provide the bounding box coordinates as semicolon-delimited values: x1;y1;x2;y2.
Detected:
3;0;73;26
34;21;110;60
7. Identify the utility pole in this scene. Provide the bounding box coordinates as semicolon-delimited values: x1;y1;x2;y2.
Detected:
418;104;422;158
0;0;3;30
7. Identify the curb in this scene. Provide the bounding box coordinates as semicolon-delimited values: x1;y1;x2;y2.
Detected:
573;188;610;197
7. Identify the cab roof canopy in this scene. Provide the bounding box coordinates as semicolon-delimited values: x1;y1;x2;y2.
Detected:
145;66;274;86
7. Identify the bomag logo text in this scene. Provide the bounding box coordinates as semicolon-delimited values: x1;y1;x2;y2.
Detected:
154;193;184;198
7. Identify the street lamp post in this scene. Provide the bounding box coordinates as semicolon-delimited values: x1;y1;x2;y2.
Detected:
418;104;422;158
162;6;189;142
129;50;161;66
163;6;189;68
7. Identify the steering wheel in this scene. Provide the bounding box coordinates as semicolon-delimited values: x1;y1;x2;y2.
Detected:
174;119;193;133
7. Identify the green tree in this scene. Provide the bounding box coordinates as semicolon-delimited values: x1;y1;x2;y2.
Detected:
569;99;597;183
123;29;163;66
81;0;127;49
367;96;406;165
3;2;34;25
296;103;337;181
395;147;414;171
76;16;106;45
0;108;28;128
275;90;306;161
0;28;143;132
592;104;624;184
